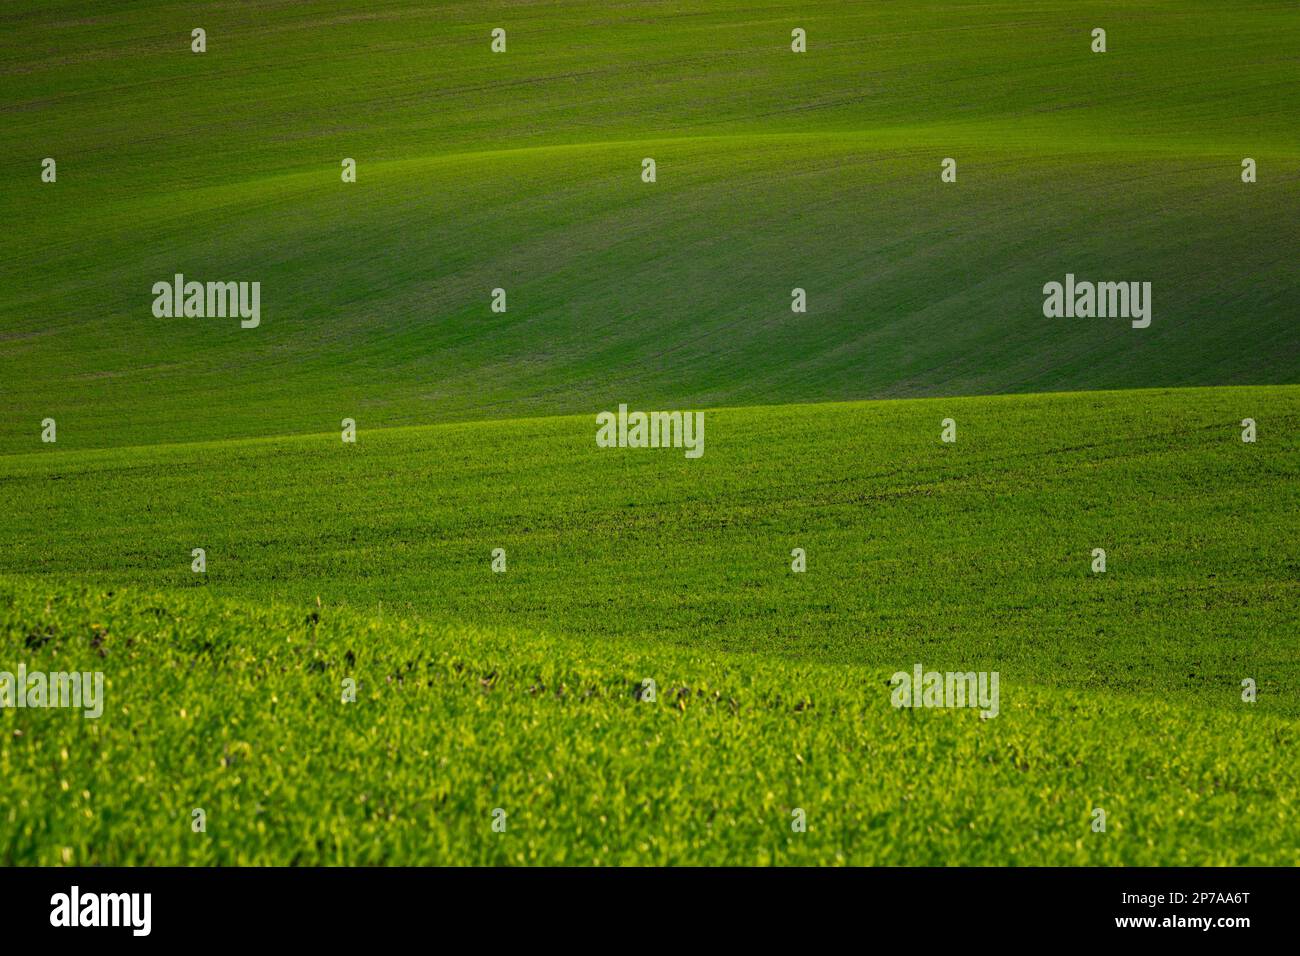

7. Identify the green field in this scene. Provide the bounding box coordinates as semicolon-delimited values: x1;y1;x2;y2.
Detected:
3;0;1298;448
4;568;1298;866
1;1;1297;865
3;387;1297;864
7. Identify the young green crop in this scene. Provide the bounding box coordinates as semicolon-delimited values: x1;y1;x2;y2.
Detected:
3;1;1297;450
3;386;1296;710
2;575;1297;866
2;0;1297;867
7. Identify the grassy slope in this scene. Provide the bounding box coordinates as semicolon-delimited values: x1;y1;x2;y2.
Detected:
3;1;1298;450
3;576;1297;866
3;386;1296;712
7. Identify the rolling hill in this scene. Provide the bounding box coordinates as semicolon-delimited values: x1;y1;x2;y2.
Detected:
2;0;1297;449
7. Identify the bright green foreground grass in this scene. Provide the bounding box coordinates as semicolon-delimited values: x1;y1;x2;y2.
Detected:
2;576;1297;866
3;1;1298;449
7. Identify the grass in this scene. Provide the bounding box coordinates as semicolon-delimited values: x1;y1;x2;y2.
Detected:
3;575;1297;866
1;1;1297;865
2;386;1298;863
3;1;1298;449
3;387;1296;705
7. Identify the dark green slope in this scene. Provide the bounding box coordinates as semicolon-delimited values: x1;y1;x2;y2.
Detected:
2;1;1297;451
